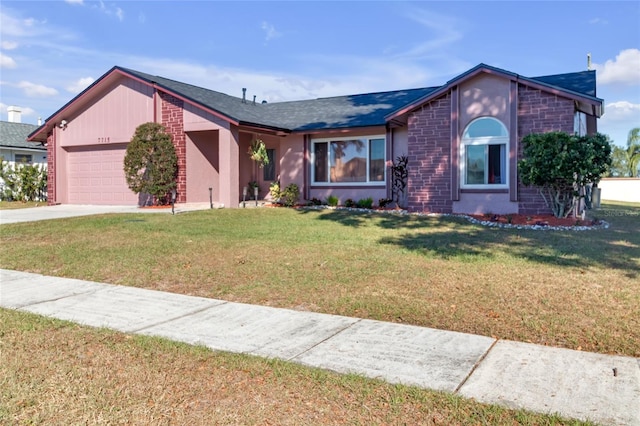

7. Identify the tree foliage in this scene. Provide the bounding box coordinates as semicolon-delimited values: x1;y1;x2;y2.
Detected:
123;123;178;205
625;127;640;177
606;128;640;177
0;160;47;202
518;132;611;218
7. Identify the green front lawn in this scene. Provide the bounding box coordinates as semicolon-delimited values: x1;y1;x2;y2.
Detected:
1;202;638;357
0;201;44;210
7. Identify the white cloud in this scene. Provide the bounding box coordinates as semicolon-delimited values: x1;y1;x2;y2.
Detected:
261;21;281;42
598;101;640;146
1;40;18;50
594;49;640;86
92;1;124;22
588;18;608;25
63;0;124;21
395;7;463;59
17;81;59;97
0;52;17;69
66;76;95;93
601;101;640;122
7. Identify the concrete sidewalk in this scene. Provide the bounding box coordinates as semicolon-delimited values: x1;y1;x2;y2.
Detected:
1;269;638;425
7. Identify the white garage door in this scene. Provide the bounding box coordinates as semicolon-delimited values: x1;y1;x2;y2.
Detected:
67;144;138;205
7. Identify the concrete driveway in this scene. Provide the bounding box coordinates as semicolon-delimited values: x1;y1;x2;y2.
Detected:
0;203;213;225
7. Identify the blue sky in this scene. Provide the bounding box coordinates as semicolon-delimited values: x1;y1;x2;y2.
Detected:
1;1;639;146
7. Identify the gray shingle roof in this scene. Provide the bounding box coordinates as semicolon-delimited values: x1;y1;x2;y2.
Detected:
0;121;45;150
30;64;602;141
530;70;597;98
121;67;438;132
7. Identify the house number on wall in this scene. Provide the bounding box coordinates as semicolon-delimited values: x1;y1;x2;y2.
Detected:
98;137;111;143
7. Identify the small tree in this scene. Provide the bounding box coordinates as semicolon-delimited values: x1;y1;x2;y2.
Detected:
123;123;178;206
518;131;611;218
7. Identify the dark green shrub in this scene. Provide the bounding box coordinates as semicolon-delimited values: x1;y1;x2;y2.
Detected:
281;183;300;207
519;132;611;217
356;197;373;209
123;123;178;205
326;195;339;207
344;198;356;208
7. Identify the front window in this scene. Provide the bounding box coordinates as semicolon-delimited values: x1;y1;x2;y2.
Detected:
461;117;508;188
263;149;276;181
574;111;587;136
312;136;385;184
14;154;33;164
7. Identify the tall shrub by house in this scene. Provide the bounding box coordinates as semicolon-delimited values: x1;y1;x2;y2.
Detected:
0;160;47;202
518;131;611;218
123;123;178;205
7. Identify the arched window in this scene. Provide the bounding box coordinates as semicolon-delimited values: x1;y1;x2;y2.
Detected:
461;117;509;187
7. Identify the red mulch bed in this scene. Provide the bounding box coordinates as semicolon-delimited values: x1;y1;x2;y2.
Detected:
139;205;172;209
465;213;595;227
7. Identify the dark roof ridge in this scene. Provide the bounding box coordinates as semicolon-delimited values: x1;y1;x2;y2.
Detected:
118;66;245;101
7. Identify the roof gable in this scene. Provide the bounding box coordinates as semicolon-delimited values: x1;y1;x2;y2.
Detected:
386;64;603;122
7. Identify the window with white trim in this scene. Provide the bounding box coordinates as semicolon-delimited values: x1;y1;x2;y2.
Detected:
460;117;508;188
574;111;587;136
14;154;33;164
312;136;385;184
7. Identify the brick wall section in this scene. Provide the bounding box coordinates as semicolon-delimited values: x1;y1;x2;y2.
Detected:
517;84;575;215
407;94;452;213
160;92;187;203
46;132;55;205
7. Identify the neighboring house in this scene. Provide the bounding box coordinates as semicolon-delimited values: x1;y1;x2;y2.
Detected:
27;63;603;214
1;109;47;169
1;108;47;200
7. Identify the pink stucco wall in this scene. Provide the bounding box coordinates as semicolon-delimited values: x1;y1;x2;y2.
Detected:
217;126;240;207
279;134;305;204
186;130;219;203
57;77;154;148
452;192;517;215
459;74;510;132
183;103;230;131
238;133;281;202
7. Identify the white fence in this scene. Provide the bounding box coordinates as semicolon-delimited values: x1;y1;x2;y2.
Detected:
597;178;640;203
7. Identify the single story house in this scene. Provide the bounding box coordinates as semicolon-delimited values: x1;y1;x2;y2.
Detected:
1;107;47;169
28;63;603;214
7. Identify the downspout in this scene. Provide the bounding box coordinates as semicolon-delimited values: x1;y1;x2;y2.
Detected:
153;88;158;123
